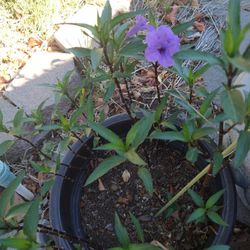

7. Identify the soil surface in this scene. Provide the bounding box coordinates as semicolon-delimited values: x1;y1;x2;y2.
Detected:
81;140;219;250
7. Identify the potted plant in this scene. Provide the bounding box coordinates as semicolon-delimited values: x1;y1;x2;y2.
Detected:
48;0;249;249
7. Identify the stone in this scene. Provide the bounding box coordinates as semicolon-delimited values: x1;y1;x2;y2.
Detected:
4;52;74;115
53;1;131;50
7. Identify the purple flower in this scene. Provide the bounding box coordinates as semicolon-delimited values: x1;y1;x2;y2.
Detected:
126;15;154;38
145;25;180;67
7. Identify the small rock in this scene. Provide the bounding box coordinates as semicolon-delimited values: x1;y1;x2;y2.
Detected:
138;215;152;222
233;227;241;233
122;169;131;182
105;223;113;232
110;184;119;192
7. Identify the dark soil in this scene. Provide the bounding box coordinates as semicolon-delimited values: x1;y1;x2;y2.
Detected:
80;140;219;250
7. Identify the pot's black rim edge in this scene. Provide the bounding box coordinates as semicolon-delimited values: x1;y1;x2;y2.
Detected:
49;113;236;249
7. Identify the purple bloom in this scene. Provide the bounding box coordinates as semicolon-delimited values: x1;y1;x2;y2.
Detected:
126;15;154;38
145;25;180;67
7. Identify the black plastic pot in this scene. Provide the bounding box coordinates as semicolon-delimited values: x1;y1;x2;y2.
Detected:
50;113;236;249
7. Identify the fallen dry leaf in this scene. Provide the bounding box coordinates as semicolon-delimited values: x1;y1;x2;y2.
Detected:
193;21;205;32
191;0;199;8
98;179;106;191
117;194;132;205
164;5;179;25
122;169;131;182
194;12;205;21
28;36;43;48
0;76;10;84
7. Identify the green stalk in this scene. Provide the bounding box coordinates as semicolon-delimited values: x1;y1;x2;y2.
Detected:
155;139;237;217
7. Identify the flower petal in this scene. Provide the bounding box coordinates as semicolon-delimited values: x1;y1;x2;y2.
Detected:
145;47;160;62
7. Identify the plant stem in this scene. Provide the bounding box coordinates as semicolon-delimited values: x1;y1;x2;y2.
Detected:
155;139;237;217
153;62;161;103
120;64;133;105
218;121;224;148
103;46;133;120
13;135;52;161
189;86;193;104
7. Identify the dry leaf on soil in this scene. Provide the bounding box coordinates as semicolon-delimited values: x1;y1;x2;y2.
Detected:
98;178;106;191
193;21;205;32
164;5;179;25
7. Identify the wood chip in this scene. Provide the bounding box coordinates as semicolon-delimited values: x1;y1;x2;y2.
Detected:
122;169;131;182
98;179;106;191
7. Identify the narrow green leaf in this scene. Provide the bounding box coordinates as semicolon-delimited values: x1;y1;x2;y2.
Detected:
194;64;211;79
129;212;144;243
199;89;217;115
155;96;168;122
110;10;144;28
120;40;146;58
100;0;112;24
0;238;32;249
41;178;55;196
206;190;224;209
13;109;24;128
0;140;14;156
174;50;223;66
228;55;250;72
88;122;124;148
67;47;91;58
150;131;187;142
192;127;216;140
86;94;94;122
64;23;98;38
228;0;240;39
212;151;223;176
172;20;194;34
186;147;199;164
0;171;24;218
186;208;206;223
23;196;41;241
128;243;161;250
5;202;31;220
30;161;50;173
220;89;245;122
234;131;250;168
188;189;204;207
85;156;126;186
114;212;130;248
137;167;153;195
207;211;228;226
90;48;103;71
125;149;146;166
104;81;115;102
205;245;230;250
95;143;125;152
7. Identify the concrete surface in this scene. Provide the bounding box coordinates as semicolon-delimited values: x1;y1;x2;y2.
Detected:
4;52;74;114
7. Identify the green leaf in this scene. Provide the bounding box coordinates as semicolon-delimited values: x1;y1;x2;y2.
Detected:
212;151;223;176
137;167;153;195
124;149;146;166
86;94;94;122
100;0;112;24
129;212;144;243
174;50;223;67
23;196;41;241
206;190;224;209
155;96;168;122
104;81;115;102
186;208;206;223
0;140;14;156
85;156;126;186
30;161;50;173
13;109;24;128
64;23;99;38
41;178;55;196
188;189;204;207
192;127;216;140
207;211;228;226
120;40;146;58
186;147;199;164
128;243;161;250
194;64;211;79
234;131;250;168
228;55;250;72
88;122;125;148
150;131;187;142
205;245;230;250
114;212;130;248
0;238;32;249
0;171;24;218
67;47;91;58
5;202;31;220
95;143;125;152
220;89;245;122
110;10;144;28
172;20;194;34
228;0;240;39
199;89;217;115
91;48;103;71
